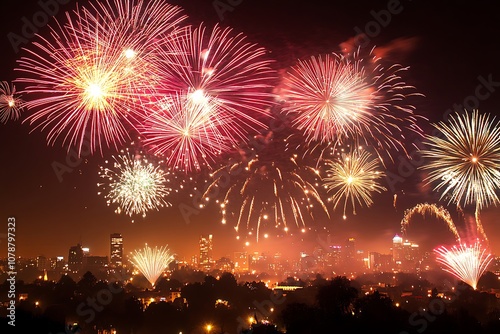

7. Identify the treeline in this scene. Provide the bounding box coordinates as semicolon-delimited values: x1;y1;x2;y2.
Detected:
1;271;499;333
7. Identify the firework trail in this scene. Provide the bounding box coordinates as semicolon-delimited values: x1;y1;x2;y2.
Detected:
434;241;493;290
142;92;239;172
131;244;175;287
420;110;500;210
322;148;386;219
282;50;424;164
156;23;277;135
15;0;185;154
0;81;24;123
400;203;461;241
98;148;171;217
203;129;329;241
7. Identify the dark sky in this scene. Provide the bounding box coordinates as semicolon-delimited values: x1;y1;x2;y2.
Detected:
1;0;499;261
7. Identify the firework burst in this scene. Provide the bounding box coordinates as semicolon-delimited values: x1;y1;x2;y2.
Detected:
420;110;500;211
131;244;175;287
203;130;329;241
434;241;493;290
142;92;238;172
15;0;185;154
0;81;24;123
98;149;171;217
282;50;423;163
323;148;386;219
156;24;277;134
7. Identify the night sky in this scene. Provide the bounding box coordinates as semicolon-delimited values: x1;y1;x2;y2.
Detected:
1;0;499;261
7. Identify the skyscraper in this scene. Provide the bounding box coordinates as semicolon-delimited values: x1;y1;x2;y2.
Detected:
199;234;214;272
110;233;123;267
392;235;404;264
68;243;83;272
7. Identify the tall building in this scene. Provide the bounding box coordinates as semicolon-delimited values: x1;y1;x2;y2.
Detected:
199;234;214;271
110;233;124;267
36;255;49;271
342;238;357;271
392;235;404;264
392;235;420;272
68;244;84;272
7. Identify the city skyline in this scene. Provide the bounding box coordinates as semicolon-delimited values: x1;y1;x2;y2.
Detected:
1;0;500;267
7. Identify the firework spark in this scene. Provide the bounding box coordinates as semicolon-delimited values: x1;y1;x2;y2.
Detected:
282;51;423;163
323;148;386;219
142;92;238;172
0;81;24;123
434;241;493;290
400;203;461;241
203;130;329;241
98;149;171;217
131;244;175;287
420;110;500;210
156;24;277;134
15;0;185;154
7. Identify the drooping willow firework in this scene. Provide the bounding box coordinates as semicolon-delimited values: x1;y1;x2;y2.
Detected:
131;244;175;287
0;81;24;123
15;0;186;154
400;203;461;241
203;130;329;241
155;23;277;136
434;241;493;290
323;148;386;219
420;110;500;211
98;149;171;217
142;92;239;172
282;51;423;164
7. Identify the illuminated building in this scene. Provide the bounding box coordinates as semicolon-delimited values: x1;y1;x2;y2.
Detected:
36;255;49;271
110;233;124;267
492;256;500;276
368;252;393;272
68;244;84;272
342;237;359;272
84;256;109;272
249;252;270;272
215;257;234;271
199;234;214;272
392;235;404;264
392;235;420;272
234;252;249;272
55;256;65;270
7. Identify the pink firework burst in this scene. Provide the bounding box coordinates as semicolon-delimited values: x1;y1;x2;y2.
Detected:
142;93;239;172
434;241;493;290
155;23;277;134
282;50;423;163
15;0;185;154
